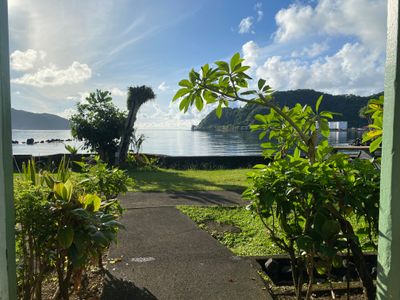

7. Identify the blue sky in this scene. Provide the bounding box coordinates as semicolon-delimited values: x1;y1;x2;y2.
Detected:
8;0;387;128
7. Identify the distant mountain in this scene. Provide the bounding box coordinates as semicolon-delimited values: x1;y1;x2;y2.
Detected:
194;89;383;131
11;109;70;130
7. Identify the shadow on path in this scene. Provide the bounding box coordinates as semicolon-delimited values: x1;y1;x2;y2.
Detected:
167;190;242;206
102;270;158;300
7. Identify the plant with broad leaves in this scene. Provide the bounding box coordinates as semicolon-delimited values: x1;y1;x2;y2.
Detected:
173;53;378;300
15;157;125;300
244;155;379;299
362;95;383;153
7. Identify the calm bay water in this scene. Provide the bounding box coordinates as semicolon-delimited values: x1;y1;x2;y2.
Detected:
12;129;363;156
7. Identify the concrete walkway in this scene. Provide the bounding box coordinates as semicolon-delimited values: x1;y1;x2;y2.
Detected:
103;191;269;300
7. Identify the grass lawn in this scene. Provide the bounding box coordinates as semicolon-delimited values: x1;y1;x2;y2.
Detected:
178;205;377;257
126;168;252;192
177;205;282;256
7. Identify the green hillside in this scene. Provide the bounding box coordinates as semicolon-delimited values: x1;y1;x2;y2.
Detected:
194;89;382;131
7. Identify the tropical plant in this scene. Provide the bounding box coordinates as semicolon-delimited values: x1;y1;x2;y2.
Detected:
77;155;131;202
362;95;384;153
117;85;156;165
70;90;126;164
15;157;127;299
172;53;379;300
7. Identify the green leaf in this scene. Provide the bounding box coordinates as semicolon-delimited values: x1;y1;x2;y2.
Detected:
240;90;257;96
316;95;323;113
369;136;382;153
173;88;190;101
179;96;190;111
253;164;267;169
91;231;109;247
254;114;266;123
82;194;101;212
195;97;204;111
320;120;330;137
215;61;230;72
201;64;210;76
216;103;223;118
203;90;217;104
178;79;192;88
235;65;250;73
64;179;73;201
230;53;241;71
58;226;74;249
261;142;275;149
189;69;198;84
320;111;333;119
258;79;266;90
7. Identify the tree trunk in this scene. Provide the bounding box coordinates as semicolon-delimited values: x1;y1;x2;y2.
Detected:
117;105;139;165
325;204;375;300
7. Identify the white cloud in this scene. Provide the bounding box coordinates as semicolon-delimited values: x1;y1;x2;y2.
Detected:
274;0;386;50
10;49;46;71
66;91;90;103
238;17;254;34
291;42;329;58
254;3;263;22
238;0;386;97
110;87;126;97
135;100;218;129
255;43;384;95
12;62;92;87
242;41;260;68
157;81;170;91
57;108;76;119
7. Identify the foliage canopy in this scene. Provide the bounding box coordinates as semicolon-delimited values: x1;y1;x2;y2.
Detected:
70;90;126;163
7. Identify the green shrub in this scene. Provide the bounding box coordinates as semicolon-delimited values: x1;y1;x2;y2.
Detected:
15;157;128;299
173;53;379;300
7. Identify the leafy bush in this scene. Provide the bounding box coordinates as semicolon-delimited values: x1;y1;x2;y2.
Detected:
244;155;379;298
70;90;126;164
15;157;128;299
172;53;379;300
77;155;132;201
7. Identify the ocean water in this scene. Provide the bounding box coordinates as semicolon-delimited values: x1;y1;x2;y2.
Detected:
11;129;364;156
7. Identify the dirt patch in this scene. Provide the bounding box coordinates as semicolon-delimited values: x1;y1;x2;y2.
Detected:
41;266;104;300
202;220;242;238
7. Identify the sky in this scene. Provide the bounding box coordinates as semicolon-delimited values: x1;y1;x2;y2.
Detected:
7;0;387;129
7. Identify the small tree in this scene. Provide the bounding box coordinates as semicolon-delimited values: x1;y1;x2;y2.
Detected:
172;53;378;300
117;85;155;165
70;90;126;164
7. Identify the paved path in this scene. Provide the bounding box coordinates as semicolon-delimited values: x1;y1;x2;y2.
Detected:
103;191;268;300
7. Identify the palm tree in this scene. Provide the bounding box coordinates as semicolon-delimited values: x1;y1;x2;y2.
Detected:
117;85;155;165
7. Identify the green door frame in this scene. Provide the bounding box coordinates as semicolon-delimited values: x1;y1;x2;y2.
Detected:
0;0;17;299
377;0;400;299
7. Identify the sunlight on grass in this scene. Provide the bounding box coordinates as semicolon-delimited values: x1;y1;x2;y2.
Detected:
177;205;282;256
127;168;252;192
178;206;377;257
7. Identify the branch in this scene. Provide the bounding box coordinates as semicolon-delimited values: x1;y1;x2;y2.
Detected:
258;93;309;145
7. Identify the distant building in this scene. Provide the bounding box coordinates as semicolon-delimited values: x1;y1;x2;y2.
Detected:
328;121;348;131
